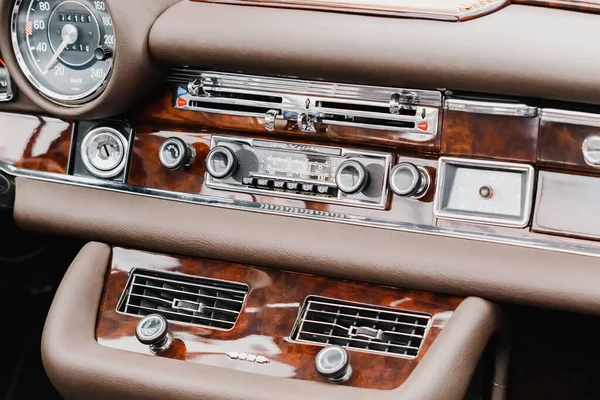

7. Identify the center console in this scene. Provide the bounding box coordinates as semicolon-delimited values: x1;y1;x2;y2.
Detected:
42;243;508;400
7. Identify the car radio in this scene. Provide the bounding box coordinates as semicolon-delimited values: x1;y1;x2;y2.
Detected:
205;136;392;209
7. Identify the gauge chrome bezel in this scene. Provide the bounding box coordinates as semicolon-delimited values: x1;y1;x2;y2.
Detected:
10;0;115;103
80;127;128;178
433;157;535;228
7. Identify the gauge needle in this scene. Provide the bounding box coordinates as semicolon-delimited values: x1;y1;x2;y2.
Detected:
42;24;78;75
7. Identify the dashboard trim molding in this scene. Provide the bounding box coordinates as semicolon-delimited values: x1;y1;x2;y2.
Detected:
540;108;600;127
4;162;600;260
444;98;538;117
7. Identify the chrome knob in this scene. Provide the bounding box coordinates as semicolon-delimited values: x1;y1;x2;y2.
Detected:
315;346;352;384
335;160;369;194
159;137;196;170
390;162;429;198
136;314;172;353
206;146;237;179
582;135;600;166
94;45;113;61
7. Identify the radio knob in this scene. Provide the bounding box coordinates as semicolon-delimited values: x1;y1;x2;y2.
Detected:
159;138;196;170
206;146;237;179
335;160;369;194
390;162;429;198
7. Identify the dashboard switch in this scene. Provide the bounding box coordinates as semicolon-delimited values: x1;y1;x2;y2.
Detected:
206;146;237;179
390;162;429;198
315;346;352;384
159;137;196;170
135;314;172;354
335;160;368;194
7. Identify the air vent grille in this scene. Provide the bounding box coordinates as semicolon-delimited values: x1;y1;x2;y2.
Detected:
118;269;248;331
291;296;431;358
170;70;441;135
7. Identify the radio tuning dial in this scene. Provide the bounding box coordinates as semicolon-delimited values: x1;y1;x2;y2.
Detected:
390;162;429;198
206;146;237;179
335;160;369;194
159;138;196;170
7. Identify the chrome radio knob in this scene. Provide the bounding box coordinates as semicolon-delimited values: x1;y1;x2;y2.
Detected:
136;314;172;354
159;137;196;170
390;162;429;198
335;160;368;194
206;146;237;179
315;346;352;384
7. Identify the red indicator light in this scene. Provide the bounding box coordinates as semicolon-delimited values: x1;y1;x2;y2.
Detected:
177;98;187;107
417;122;428;131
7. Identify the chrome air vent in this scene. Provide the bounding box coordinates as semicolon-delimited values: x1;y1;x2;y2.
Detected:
169;69;441;135
117;269;248;331
291;296;431;358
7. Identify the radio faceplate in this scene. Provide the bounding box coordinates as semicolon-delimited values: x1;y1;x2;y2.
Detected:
205;136;392;209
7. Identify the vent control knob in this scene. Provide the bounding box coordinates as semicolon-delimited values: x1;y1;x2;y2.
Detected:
315;346;352;384
136;314;173;353
159;137;196;170
390;162;429;199
206;146;237;179
335;160;369;194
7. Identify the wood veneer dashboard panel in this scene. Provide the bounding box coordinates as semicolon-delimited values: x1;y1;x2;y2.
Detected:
0;112;72;173
135;88;441;152
128;125;439;226
538;119;600;174
96;247;464;390
441;110;539;163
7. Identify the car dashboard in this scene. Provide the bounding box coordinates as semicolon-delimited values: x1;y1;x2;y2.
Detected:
1;1;600;399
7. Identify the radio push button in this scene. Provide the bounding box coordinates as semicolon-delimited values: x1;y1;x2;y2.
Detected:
242;177;256;186
273;181;286;189
286;182;299;191
256;178;272;188
301;184;315;193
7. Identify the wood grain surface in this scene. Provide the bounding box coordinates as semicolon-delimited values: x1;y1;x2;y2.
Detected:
0;112;72;173
538;119;600;173
441;110;539;163
96;247;464;390
127;125;439;225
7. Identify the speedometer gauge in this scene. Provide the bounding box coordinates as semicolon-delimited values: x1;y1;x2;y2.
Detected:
11;0;115;102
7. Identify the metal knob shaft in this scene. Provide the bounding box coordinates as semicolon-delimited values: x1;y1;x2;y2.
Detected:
136;314;172;353
315;346;352;383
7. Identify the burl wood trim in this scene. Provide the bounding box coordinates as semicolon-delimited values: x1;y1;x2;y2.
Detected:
96;247;464;390
538;119;600;174
0;112;72;173
127;125;438;226
441;110;539;163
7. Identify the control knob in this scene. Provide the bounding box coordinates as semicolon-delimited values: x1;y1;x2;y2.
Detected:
315;346;352;384
94;45;114;61
390;162;429;198
335;160;369;194
206;146;237;179
159;137;196;170
136;314;172;354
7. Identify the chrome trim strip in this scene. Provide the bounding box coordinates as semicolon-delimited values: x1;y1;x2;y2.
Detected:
433;157;535;228
540;108;600;127
169;69;442;106
444;98;538;117
3;162;600;259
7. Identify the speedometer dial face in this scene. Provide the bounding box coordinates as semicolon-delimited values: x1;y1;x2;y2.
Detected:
11;0;115;102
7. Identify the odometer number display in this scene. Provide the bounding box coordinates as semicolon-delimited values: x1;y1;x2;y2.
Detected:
11;0;115;102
